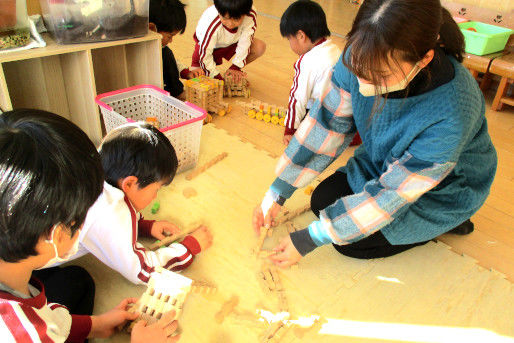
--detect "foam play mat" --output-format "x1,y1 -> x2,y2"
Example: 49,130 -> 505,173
75,125 -> 514,343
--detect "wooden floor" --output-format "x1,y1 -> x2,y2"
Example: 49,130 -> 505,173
171,0 -> 514,282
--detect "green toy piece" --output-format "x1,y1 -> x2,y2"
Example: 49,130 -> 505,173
151,201 -> 160,214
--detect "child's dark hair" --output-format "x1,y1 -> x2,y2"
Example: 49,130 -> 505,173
214,0 -> 253,19
149,0 -> 187,34
280,0 -> 331,42
100,122 -> 178,189
0,109 -> 104,263
343,0 -> 464,87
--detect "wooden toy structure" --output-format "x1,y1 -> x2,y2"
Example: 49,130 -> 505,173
223,73 -> 250,98
238,99 -> 287,126
129,267 -> 192,330
184,76 -> 231,116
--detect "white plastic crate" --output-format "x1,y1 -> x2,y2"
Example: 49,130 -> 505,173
95,85 -> 207,173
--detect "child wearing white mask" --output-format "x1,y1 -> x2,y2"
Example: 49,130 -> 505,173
253,0 -> 497,267
0,109 -> 180,343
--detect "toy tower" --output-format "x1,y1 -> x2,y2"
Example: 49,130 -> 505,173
184,76 -> 230,116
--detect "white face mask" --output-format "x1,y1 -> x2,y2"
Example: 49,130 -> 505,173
37,226 -> 80,270
358,62 -> 421,97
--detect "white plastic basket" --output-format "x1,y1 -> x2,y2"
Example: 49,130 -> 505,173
95,85 -> 207,173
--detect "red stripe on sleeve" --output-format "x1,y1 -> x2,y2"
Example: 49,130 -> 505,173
124,197 -> 155,282
20,306 -> 53,343
0,303 -> 33,342
287,55 -> 305,129
199,19 -> 222,74
163,251 -> 193,271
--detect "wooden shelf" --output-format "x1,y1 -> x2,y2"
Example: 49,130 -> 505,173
0,31 -> 163,145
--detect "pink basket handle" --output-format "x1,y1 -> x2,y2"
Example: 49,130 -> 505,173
95,85 -> 171,111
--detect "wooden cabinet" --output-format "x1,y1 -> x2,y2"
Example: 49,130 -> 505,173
0,31 -> 162,145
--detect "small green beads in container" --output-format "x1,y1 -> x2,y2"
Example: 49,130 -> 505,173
0,28 -> 31,50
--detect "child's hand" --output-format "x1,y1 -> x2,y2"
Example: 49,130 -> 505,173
283,135 -> 293,145
225,69 -> 247,82
89,298 -> 139,338
189,225 -> 213,251
131,311 -> 180,343
270,235 -> 302,268
187,69 -> 205,79
151,221 -> 181,240
252,202 -> 282,235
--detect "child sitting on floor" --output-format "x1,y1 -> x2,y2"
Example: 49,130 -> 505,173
280,0 -> 341,145
0,109 -> 179,342
192,0 -> 266,81
149,0 -> 204,99
53,122 -> 213,284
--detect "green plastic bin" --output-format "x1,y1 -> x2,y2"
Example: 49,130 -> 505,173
459,22 -> 513,56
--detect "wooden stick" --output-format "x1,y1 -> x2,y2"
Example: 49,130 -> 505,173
258,250 -> 277,259
215,295 -> 239,324
285,222 -> 296,233
149,225 -> 200,251
256,227 -> 269,252
273,204 -> 310,227
186,152 -> 228,181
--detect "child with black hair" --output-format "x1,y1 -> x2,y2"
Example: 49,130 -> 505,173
191,0 -> 266,81
280,0 -> 341,145
58,122 -> 212,285
149,0 -> 204,99
0,109 -> 180,342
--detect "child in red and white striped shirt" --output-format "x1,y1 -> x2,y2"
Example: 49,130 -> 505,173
280,1 -> 341,145
55,122 -> 213,285
0,109 -> 179,342
192,0 -> 266,81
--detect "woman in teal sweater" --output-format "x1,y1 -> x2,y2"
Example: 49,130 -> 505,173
253,0 -> 497,267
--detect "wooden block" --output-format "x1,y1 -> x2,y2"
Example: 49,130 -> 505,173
258,250 -> 277,259
183,187 -> 198,198
215,295 -> 239,324
149,225 -> 200,251
186,152 -> 228,181
286,222 -> 296,233
128,268 -> 192,331
274,204 -> 310,227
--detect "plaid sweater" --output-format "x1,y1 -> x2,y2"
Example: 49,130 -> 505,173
267,55 -> 497,255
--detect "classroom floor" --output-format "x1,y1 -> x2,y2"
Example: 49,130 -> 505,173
81,1 -> 514,342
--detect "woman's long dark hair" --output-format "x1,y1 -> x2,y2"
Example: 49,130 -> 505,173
343,0 -> 464,88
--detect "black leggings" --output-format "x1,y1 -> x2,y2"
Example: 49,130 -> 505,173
33,266 -> 96,316
310,171 -> 429,259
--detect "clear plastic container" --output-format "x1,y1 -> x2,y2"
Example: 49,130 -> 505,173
39,0 -> 149,44
0,0 -> 31,50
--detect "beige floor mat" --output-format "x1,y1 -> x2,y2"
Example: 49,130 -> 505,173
73,124 -> 513,343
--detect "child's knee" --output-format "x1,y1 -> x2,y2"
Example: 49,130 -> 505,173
253,39 -> 266,57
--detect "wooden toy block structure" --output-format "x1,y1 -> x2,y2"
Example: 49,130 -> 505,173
129,267 -> 192,330
184,76 -> 230,116
224,73 -> 250,98
238,99 -> 287,126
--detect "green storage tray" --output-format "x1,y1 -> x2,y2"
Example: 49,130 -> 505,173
459,21 -> 513,56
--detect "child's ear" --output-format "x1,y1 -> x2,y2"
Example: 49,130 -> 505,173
149,22 -> 157,32
418,49 -> 435,69
296,30 -> 306,42
119,176 -> 140,193
53,224 -> 72,244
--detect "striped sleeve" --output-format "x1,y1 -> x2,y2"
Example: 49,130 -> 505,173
80,197 -> 196,284
270,69 -> 355,200
197,16 -> 222,77
0,301 -> 81,342
303,152 -> 455,252
285,55 -> 312,134
231,9 -> 257,69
